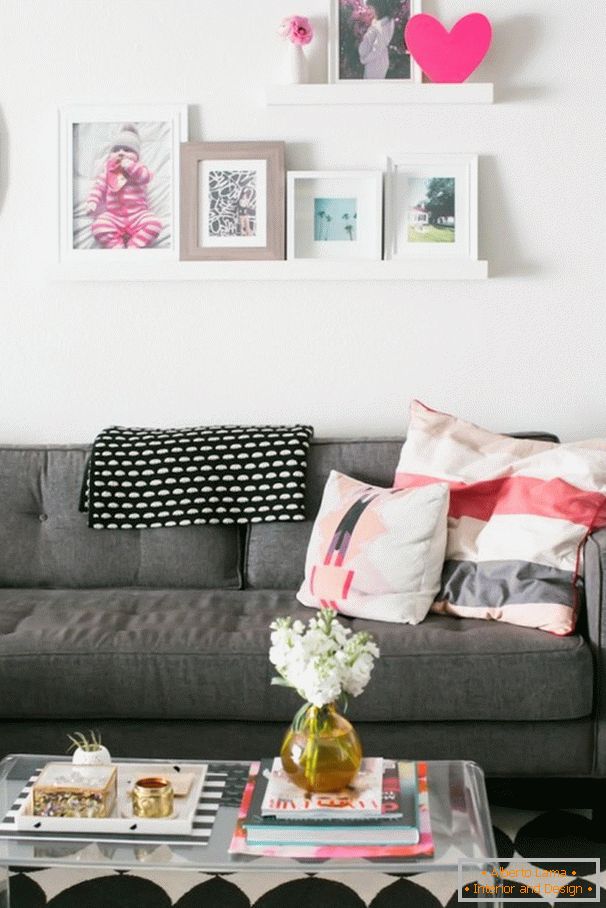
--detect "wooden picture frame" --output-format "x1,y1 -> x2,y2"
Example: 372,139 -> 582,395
180,142 -> 285,261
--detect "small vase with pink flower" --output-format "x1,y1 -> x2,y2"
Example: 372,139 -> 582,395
279,14 -> 314,84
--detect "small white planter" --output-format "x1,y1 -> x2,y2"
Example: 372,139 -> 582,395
71,745 -> 112,766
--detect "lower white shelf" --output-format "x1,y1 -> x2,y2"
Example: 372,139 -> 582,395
54,259 -> 489,282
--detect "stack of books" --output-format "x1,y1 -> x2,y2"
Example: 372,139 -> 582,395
229,757 -> 434,858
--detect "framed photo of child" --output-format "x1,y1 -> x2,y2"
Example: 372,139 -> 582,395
329,0 -> 422,83
59,104 -> 188,267
180,142 -> 285,261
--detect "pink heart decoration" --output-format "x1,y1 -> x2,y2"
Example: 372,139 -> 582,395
405,13 -> 492,83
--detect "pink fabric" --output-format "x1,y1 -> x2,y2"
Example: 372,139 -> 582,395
87,152 -> 162,249
297,470 -> 449,625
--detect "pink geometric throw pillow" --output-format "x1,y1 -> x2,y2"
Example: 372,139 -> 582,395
297,471 -> 449,624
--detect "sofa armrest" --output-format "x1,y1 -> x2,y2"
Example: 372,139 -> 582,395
583,529 -> 606,774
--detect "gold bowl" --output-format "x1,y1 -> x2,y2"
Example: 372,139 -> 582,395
131,777 -> 174,819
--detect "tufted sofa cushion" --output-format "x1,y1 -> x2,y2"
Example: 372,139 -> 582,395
0,447 -> 241,588
0,588 -> 591,723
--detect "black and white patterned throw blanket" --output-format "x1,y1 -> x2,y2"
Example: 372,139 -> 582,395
80,424 -> 313,529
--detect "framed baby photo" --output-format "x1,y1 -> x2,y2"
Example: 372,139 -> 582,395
329,0 -> 422,84
59,104 -> 188,266
180,142 -> 285,261
287,171 -> 383,261
385,154 -> 478,261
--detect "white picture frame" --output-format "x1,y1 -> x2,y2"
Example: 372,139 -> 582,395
385,154 -> 478,261
329,0 -> 422,85
287,171 -> 383,261
59,104 -> 188,267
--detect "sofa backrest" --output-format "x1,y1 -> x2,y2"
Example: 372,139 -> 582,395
0,434 -> 559,591
245,439 -> 401,590
245,431 -> 561,590
0,447 -> 241,589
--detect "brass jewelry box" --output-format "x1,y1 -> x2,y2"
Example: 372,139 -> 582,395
32,763 -> 117,819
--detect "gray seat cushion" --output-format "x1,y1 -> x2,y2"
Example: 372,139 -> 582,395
0,590 -> 591,723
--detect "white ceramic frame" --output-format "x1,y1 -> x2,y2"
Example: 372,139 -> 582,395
385,154 -> 478,261
329,0 -> 422,85
287,170 -> 383,261
59,104 -> 188,267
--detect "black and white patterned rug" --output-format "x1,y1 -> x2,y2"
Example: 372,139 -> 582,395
8,803 -> 606,906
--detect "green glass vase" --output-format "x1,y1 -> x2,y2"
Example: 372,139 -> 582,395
280,702 -> 362,793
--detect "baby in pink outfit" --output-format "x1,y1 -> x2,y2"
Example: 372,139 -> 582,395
86,124 -> 162,249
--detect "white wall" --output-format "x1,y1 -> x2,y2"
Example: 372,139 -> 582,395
0,0 -> 604,443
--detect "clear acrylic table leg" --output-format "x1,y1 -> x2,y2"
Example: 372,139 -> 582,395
0,867 -> 9,908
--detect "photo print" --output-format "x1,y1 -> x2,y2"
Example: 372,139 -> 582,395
199,158 -> 267,249
208,169 -> 258,239
332,0 -> 420,82
72,120 -> 173,251
314,198 -> 358,241
407,177 -> 455,243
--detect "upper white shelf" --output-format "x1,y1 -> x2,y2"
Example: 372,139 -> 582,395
265,82 -> 494,106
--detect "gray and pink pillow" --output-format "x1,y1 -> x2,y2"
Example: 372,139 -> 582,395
394,401 -> 606,635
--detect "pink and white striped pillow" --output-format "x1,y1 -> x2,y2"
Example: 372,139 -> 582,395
394,401 -> 606,635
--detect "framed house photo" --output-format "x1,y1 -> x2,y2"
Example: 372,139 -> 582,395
180,142 -> 285,261
287,171 -> 383,261
329,0 -> 421,84
385,154 -> 479,261
59,104 -> 188,266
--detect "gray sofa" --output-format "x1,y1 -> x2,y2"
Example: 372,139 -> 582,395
0,437 -> 602,783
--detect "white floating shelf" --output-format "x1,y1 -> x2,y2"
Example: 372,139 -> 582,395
265,82 -> 494,106
54,259 -> 488,282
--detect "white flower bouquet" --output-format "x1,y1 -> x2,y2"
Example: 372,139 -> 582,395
270,608 -> 380,790
269,607 -> 379,713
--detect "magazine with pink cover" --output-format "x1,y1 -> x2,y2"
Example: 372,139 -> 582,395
228,760 -> 434,859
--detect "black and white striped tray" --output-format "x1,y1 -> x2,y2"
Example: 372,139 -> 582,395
0,765 -> 227,845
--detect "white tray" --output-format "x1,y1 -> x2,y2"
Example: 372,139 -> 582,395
15,762 -> 207,836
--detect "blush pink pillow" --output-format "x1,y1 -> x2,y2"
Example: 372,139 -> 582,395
297,471 -> 449,624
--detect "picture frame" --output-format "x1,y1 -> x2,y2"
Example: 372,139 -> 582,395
59,104 -> 188,266
287,171 -> 383,261
385,154 -> 478,261
180,142 -> 285,261
329,0 -> 422,84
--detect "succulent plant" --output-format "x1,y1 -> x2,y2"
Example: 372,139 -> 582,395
66,730 -> 104,754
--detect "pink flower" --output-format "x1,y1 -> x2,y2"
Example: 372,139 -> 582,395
279,15 -> 314,45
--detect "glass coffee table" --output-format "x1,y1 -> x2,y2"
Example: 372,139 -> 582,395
0,755 -> 499,907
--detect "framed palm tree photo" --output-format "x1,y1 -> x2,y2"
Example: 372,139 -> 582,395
287,171 -> 383,261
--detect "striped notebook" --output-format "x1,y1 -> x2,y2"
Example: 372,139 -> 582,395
0,765 -> 227,844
